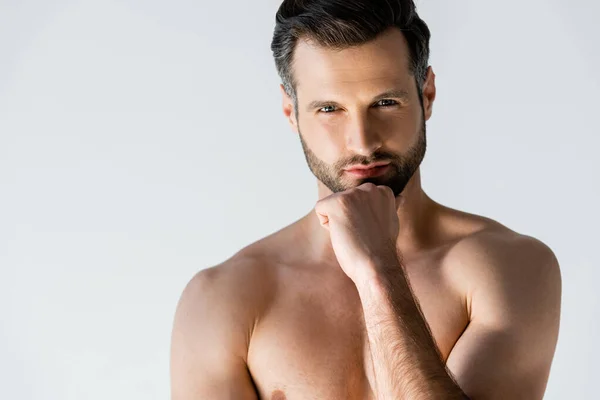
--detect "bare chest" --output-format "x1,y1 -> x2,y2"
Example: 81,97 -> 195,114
246,260 -> 468,400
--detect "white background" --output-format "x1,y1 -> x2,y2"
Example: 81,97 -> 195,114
1,0 -> 598,398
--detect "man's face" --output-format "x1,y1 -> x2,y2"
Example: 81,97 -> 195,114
283,27 -> 433,197
298,116 -> 426,197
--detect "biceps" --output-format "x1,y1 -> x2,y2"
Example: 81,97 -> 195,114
445,324 -> 553,400
170,351 -> 258,400
169,272 -> 259,400
170,314 -> 259,400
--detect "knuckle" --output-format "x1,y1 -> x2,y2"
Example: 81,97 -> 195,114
338,194 -> 353,208
380,185 -> 394,196
363,182 -> 376,189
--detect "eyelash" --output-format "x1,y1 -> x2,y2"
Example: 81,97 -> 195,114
319,99 -> 399,113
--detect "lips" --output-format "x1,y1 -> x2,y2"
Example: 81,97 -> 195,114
344,164 -> 391,178
344,161 -> 391,171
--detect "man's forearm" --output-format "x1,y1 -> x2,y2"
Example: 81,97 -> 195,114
356,254 -> 467,400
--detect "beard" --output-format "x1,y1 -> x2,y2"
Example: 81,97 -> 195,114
297,113 -> 427,198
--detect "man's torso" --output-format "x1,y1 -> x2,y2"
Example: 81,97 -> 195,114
222,205 -> 512,400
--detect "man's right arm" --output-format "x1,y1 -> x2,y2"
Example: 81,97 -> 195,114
170,264 -> 260,400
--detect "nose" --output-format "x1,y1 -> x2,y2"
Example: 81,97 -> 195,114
344,110 -> 383,156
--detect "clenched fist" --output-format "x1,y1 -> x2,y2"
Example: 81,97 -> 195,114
315,183 -> 404,284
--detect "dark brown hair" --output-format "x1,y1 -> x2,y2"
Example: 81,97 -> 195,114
271,0 -> 431,104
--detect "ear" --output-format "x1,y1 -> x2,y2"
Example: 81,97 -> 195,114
280,84 -> 299,134
421,66 -> 437,122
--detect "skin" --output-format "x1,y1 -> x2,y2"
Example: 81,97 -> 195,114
170,27 -> 562,399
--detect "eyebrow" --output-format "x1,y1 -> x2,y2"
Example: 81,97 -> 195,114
306,89 -> 410,112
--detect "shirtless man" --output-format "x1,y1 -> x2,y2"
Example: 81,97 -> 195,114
170,1 -> 562,399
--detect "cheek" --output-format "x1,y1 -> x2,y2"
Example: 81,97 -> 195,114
379,109 -> 421,136
319,138 -> 346,166
305,115 -> 345,135
302,118 -> 346,150
376,106 -> 416,124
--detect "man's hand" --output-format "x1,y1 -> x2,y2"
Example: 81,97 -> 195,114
314,182 -> 404,283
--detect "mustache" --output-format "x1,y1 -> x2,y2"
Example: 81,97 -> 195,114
338,154 -> 399,169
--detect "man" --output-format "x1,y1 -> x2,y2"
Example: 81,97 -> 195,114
170,1 -> 562,399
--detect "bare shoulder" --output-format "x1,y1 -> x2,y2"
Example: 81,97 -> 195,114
442,222 -> 562,326
173,250 -> 277,360
432,203 -> 560,283
170,252 -> 277,398
181,250 -> 276,336
177,221 -> 299,336
440,216 -> 562,398
446,223 -> 561,278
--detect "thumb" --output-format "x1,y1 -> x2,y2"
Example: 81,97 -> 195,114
315,198 -> 331,229
315,211 -> 330,230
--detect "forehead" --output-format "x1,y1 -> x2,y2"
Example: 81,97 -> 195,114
291,27 -> 413,99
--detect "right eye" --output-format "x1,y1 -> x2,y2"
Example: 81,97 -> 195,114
319,105 -> 338,113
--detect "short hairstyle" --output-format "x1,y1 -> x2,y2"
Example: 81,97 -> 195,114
271,0 -> 431,104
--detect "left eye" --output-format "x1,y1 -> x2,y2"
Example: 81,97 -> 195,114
376,99 -> 398,107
